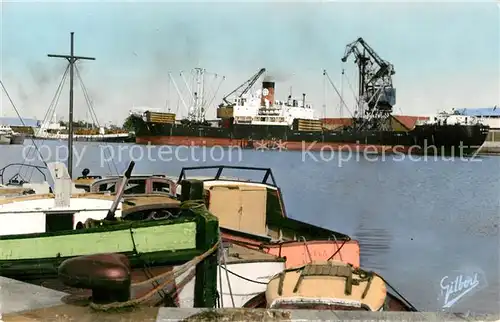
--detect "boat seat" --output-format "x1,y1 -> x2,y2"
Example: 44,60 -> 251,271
58,253 -> 131,304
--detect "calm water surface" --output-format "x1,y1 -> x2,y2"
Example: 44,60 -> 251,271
1,140 -> 499,313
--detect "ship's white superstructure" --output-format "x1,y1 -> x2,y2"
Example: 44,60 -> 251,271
35,116 -> 129,141
230,76 -> 316,127
416,109 -> 486,126
0,124 -> 16,136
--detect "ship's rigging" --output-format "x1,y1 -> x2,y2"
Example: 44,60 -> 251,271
41,33 -> 118,177
168,68 -> 225,124
341,37 -> 396,131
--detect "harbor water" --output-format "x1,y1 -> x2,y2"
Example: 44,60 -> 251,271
1,140 -> 499,314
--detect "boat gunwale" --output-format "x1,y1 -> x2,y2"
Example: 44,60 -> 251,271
225,257 -> 286,265
177,165 -> 279,188
0,216 -> 197,240
0,249 -> 203,277
0,192 -> 119,205
262,239 -> 359,247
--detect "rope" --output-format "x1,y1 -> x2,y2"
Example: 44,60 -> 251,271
0,81 -> 47,170
374,272 -> 418,312
204,75 -> 225,118
218,230 -> 235,308
90,241 -> 219,311
179,199 -> 206,210
138,259 -> 169,304
298,236 -> 313,263
327,237 -> 350,261
219,266 -> 267,285
329,233 -> 343,262
75,65 -> 119,176
89,199 -> 217,311
275,189 -> 287,218
23,64 -> 69,181
131,242 -> 218,288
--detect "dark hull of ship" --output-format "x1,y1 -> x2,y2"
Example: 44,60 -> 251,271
33,135 -> 136,143
72,135 -> 136,143
10,134 -> 25,145
134,122 -> 489,155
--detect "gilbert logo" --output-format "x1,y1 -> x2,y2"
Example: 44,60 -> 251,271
439,269 -> 487,308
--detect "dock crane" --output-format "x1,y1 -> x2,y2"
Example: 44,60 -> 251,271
341,37 -> 396,131
219,68 -> 266,108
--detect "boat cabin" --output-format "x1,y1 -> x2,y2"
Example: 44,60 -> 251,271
177,166 -> 350,242
0,193 -> 122,236
74,172 -> 177,197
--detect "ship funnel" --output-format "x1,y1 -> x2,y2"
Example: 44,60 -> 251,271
261,76 -> 275,107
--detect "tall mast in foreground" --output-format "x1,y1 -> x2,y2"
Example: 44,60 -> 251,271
48,32 -> 95,178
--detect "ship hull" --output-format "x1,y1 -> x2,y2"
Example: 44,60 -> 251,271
10,134 -> 25,145
33,134 -> 135,143
0,134 -> 25,145
134,122 -> 489,156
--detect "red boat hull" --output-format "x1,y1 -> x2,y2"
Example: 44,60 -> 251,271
136,136 -> 414,154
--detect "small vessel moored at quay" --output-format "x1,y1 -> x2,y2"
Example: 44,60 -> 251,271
0,124 -> 25,145
34,119 -> 135,143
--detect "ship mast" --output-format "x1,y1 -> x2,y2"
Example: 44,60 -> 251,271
48,32 -> 95,178
171,68 -> 224,123
188,68 -> 205,123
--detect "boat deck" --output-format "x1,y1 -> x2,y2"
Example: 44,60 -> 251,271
0,187 -> 33,197
225,243 -> 284,264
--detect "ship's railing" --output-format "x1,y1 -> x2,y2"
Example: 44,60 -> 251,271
177,165 -> 278,187
0,163 -> 48,185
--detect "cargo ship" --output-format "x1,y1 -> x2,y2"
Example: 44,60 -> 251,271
130,38 -> 489,155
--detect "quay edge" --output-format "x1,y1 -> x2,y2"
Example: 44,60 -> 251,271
1,274 -> 498,322
4,306 -> 500,321
164,308 -> 500,321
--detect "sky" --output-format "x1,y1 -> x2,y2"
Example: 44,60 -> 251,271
0,0 -> 498,125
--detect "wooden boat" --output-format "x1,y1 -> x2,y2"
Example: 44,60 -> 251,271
250,260 -> 417,312
0,163 -> 364,311
69,165 -> 360,268
0,165 -> 221,309
0,162 -> 123,235
177,165 -> 361,267
0,163 -> 287,310
5,163 -> 359,269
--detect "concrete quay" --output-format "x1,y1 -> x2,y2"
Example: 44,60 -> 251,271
2,276 -> 500,322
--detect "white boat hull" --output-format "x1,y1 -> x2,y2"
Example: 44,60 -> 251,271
174,260 -> 285,308
0,197 -> 122,236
